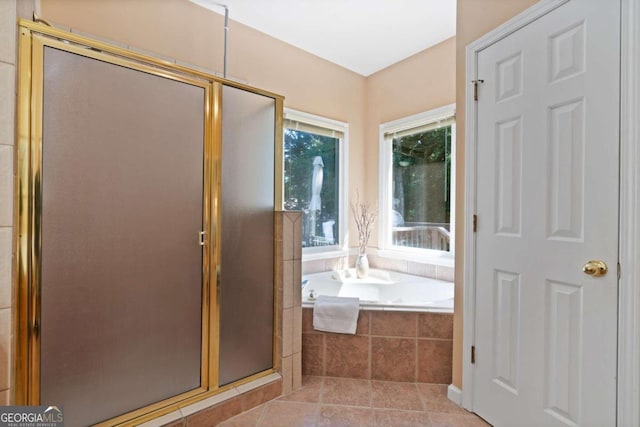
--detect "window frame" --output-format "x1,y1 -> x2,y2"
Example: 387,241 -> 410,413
378,103 -> 456,266
283,108 -> 349,259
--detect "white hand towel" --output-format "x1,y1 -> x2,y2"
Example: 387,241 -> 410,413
313,295 -> 360,334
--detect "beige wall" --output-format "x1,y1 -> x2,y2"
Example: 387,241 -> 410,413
452,0 -> 540,389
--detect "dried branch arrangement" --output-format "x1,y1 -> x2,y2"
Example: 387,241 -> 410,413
350,191 -> 377,254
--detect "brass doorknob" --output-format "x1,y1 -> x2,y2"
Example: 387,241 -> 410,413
583,260 -> 607,277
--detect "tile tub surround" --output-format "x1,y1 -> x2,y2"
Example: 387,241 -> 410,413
217,376 -> 489,427
302,309 -> 453,383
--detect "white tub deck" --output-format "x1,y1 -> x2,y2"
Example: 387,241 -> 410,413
302,269 -> 454,313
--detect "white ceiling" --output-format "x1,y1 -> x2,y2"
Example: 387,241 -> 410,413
190,0 -> 456,76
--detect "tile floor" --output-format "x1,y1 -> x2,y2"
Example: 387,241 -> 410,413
218,376 -> 491,426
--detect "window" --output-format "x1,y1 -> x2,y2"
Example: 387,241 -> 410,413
379,104 -> 455,261
283,109 -> 348,254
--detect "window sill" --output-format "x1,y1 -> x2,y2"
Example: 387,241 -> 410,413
302,248 -> 349,262
374,248 -> 454,268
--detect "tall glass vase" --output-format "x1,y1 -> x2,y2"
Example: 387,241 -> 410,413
355,251 -> 369,278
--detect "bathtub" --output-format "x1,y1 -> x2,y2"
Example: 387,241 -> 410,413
301,269 -> 454,313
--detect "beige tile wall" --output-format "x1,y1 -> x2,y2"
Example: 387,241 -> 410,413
302,309 -> 454,384
0,0 -> 17,406
276,211 -> 303,395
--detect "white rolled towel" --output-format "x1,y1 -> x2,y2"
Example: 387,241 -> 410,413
313,295 -> 360,334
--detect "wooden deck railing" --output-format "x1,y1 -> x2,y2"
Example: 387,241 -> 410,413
392,222 -> 450,251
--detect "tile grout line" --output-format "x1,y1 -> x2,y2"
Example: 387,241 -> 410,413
414,312 -> 419,382
418,336 -> 454,342
317,379 -> 324,424
253,402 -> 267,427
318,376 -> 325,405
367,312 -> 372,380
415,382 -> 427,413
321,333 -> 326,377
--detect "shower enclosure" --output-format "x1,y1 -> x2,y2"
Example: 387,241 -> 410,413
15,21 -> 283,426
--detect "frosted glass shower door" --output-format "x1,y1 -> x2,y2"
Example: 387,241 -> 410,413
219,85 -> 275,385
38,45 -> 208,426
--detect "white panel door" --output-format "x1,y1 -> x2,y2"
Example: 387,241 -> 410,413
473,0 -> 620,426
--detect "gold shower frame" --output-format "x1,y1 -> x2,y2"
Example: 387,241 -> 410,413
15,20 -> 284,426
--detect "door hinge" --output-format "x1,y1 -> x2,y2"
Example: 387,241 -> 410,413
471,345 -> 476,364
617,262 -> 621,280
198,231 -> 207,246
472,79 -> 485,101
473,215 -> 477,232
